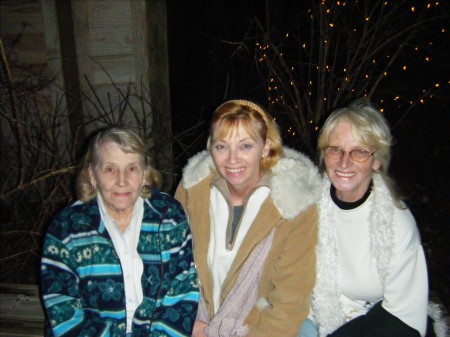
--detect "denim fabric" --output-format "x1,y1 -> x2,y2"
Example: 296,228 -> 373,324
299,318 -> 319,337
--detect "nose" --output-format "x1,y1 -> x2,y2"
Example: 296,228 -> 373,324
116,170 -> 128,186
227,148 -> 239,163
339,151 -> 352,168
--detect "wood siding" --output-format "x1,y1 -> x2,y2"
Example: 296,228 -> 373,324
1,0 -> 173,188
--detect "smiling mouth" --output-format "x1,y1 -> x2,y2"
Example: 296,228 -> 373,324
226,167 -> 245,173
336,171 -> 355,178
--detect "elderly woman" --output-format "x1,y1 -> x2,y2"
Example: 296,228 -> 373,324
175,99 -> 321,337
302,100 -> 429,337
41,127 -> 199,337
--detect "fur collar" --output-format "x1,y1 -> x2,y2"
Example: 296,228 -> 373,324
181,147 -> 321,220
312,173 -> 395,336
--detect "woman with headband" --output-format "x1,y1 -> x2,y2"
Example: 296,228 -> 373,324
175,99 -> 321,337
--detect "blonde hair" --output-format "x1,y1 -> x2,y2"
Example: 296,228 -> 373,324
207,99 -> 283,172
317,99 -> 404,205
76,127 -> 162,202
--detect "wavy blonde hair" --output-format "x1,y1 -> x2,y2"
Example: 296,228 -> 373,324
76,127 -> 162,202
207,100 -> 283,172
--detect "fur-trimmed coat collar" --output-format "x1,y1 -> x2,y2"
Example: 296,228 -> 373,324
181,147 -> 321,219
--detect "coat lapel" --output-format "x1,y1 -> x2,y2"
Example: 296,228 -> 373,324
221,198 -> 281,298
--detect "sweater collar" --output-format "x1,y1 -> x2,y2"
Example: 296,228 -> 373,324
330,181 -> 373,210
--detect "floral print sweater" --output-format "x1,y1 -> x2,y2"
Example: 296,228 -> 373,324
41,188 -> 199,337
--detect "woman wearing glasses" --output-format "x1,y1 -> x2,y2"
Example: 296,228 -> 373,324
303,99 -> 429,337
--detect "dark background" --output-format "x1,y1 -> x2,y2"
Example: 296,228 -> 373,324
167,0 -> 450,311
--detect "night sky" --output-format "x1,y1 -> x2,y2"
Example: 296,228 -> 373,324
167,0 -> 450,311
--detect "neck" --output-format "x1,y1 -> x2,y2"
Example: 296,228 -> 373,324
331,182 -> 372,210
229,188 -> 248,206
109,209 -> 133,233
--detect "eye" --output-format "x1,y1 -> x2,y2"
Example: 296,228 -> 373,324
241,143 -> 253,150
127,165 -> 140,173
104,166 -> 117,174
214,144 -> 227,151
355,149 -> 369,156
327,146 -> 342,154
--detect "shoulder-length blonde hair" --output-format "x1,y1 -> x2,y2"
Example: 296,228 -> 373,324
317,99 -> 404,205
207,99 -> 283,172
76,127 -> 162,202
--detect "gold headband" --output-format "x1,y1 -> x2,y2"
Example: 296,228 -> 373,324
218,99 -> 270,126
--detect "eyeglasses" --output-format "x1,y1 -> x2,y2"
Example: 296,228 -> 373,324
324,146 -> 376,163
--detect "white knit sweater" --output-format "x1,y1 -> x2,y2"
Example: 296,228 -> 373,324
311,174 -> 429,336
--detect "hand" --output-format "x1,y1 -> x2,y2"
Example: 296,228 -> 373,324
191,319 -> 208,337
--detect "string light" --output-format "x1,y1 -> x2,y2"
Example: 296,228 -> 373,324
256,2 -> 447,140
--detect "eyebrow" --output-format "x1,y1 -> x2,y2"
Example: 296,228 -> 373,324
99,161 -> 141,166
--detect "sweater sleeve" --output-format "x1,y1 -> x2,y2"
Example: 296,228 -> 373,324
246,205 -> 318,337
381,208 -> 428,336
147,195 -> 200,337
41,207 -> 121,337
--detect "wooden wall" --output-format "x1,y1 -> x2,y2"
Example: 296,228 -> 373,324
0,0 -> 174,188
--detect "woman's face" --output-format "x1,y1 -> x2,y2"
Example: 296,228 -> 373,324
89,141 -> 145,219
324,121 -> 380,202
211,123 -> 270,199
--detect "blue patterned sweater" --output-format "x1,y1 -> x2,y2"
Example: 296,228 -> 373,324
41,189 -> 199,337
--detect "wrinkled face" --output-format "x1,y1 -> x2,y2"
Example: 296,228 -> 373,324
211,123 -> 270,198
324,121 -> 380,202
89,141 -> 145,219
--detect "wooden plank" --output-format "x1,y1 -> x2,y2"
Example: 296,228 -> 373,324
0,283 -> 44,337
89,26 -> 133,56
71,0 -> 94,125
1,32 -> 47,65
0,2 -> 43,35
87,1 -> 133,56
41,0 -> 69,146
0,1 -> 47,67
145,0 -> 173,190
89,54 -> 135,84
131,0 -> 149,92
41,0 -> 64,79
87,0 -> 131,27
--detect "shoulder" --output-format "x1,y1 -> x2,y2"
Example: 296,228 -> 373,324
270,147 -> 322,219
392,206 -> 421,248
145,188 -> 187,224
180,151 -> 215,189
371,175 -> 422,247
47,199 -> 100,238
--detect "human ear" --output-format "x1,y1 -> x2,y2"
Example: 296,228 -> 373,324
372,160 -> 381,171
262,139 -> 271,158
88,166 -> 96,186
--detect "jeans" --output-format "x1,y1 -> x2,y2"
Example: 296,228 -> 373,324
299,318 -> 319,337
